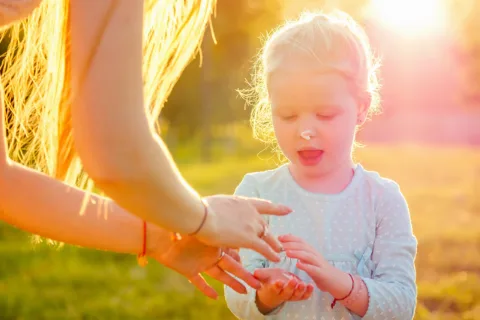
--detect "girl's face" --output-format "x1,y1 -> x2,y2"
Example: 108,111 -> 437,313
268,60 -> 366,180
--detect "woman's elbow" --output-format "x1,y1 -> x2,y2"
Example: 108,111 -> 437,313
79,147 -> 143,188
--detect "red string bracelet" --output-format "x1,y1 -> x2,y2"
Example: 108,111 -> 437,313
331,273 -> 354,308
137,220 -> 148,267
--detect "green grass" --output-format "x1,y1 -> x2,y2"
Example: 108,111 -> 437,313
1,144 -> 479,319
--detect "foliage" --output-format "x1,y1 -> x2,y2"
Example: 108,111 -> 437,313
161,0 -> 283,141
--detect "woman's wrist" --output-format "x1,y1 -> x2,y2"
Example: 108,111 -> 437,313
145,222 -> 170,257
192,197 -> 217,242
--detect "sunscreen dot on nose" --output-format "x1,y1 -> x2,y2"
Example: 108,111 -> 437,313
300,131 -> 312,140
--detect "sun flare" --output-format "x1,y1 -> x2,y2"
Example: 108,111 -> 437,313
369,0 -> 446,35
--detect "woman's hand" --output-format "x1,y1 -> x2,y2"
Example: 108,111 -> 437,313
196,195 -> 292,262
0,0 -> 43,27
149,234 -> 262,299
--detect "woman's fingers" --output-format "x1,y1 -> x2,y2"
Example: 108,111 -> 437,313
217,254 -> 261,289
246,218 -> 282,262
189,274 -> 218,300
261,226 -> 284,254
245,197 -> 292,216
225,248 -> 241,263
205,266 -> 247,295
250,236 -> 280,263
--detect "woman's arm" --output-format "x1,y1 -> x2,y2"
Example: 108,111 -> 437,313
69,0 -> 206,235
0,160 -> 262,299
0,160 -> 167,256
68,1 -> 290,260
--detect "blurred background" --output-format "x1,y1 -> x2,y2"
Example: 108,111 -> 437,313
1,0 -> 480,319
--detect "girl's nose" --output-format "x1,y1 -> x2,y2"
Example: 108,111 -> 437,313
297,115 -> 317,140
300,129 -> 315,140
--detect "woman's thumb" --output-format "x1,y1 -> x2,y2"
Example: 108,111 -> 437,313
253,268 -> 271,281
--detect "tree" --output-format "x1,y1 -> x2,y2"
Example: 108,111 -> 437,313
162,0 -> 283,159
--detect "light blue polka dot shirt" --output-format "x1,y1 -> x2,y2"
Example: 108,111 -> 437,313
224,163 -> 417,320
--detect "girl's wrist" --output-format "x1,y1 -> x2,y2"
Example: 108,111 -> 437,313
323,266 -> 353,299
255,290 -> 284,315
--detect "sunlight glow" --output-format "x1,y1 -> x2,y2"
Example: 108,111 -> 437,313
369,0 -> 446,35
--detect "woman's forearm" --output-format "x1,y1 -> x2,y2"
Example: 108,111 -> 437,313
0,160 -> 169,255
68,0 -> 206,234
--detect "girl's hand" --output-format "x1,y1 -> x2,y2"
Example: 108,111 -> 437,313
196,195 -> 292,262
253,268 -> 314,314
279,234 -> 333,291
149,234 -> 261,300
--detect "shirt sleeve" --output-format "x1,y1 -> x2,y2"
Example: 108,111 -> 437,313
361,181 -> 418,320
223,174 -> 275,320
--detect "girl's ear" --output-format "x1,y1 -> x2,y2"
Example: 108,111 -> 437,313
357,95 -> 371,126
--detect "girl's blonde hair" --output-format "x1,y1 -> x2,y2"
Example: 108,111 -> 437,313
240,10 -> 382,154
1,0 -> 216,192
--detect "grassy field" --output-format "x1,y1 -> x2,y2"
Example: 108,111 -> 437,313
1,144 -> 479,319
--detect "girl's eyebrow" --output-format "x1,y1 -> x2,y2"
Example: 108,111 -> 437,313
314,104 -> 342,111
272,104 -> 296,112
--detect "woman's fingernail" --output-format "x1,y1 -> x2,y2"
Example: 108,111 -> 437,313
280,205 -> 292,212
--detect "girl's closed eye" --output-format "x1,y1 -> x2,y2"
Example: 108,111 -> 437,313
274,111 -> 297,121
282,114 -> 298,121
316,113 -> 336,120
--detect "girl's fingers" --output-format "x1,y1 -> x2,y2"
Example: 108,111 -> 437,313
278,234 -> 306,243
272,280 -> 285,295
282,242 -> 318,256
286,250 -> 320,267
279,234 -> 317,255
302,284 -> 315,300
281,242 -> 307,251
296,261 -> 322,276
289,282 -> 306,301
278,278 -> 297,300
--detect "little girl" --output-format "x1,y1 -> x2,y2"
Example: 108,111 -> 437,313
224,10 -> 417,320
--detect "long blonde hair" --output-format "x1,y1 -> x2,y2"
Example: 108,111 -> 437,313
1,0 -> 216,192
